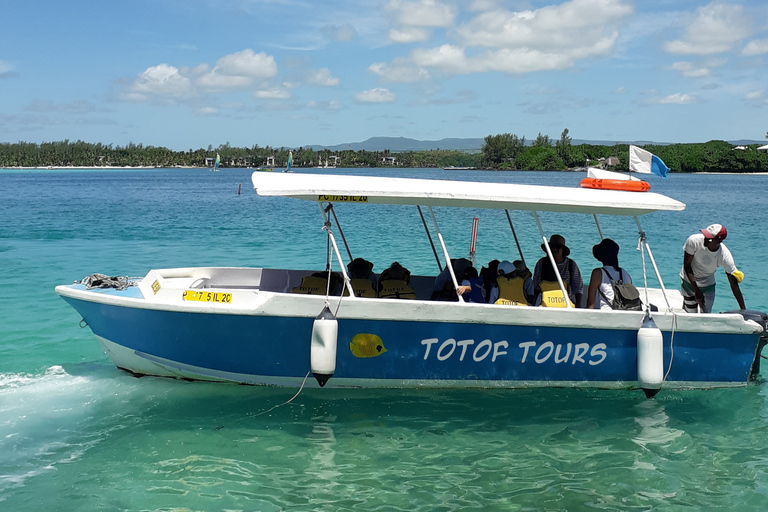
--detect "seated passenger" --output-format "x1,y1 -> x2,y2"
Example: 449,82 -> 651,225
586,238 -> 637,310
533,234 -> 583,307
343,257 -> 377,298
431,258 -> 481,301
378,261 -> 416,299
490,260 -> 534,305
479,260 -> 500,303
459,266 -> 486,303
292,270 -> 342,295
535,259 -> 575,308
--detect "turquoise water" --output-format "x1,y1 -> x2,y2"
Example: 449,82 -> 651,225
2,167 -> 768,510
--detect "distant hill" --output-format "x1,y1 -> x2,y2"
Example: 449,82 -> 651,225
307,136 -> 485,152
307,136 -> 767,152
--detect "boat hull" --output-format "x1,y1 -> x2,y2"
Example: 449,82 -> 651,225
58,283 -> 764,389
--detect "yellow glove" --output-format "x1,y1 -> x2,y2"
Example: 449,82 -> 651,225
731,269 -> 744,283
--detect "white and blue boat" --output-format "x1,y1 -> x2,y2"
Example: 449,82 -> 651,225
55,172 -> 768,396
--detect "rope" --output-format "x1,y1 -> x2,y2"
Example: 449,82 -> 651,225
637,231 -> 650,313
664,312 -> 677,382
248,371 -> 312,419
80,273 -> 140,290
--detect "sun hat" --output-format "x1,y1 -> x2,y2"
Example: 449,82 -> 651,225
592,238 -> 620,267
541,234 -> 570,257
701,224 -> 727,241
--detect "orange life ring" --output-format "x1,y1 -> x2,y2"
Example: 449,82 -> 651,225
580,178 -> 650,192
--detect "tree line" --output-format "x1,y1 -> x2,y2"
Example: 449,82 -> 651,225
480,129 -> 768,173
1,133 -> 767,173
0,140 -> 479,169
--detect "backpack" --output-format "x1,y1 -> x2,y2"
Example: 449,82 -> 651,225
598,267 -> 642,311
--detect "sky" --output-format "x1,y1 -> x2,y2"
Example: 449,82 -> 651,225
1,0 -> 767,150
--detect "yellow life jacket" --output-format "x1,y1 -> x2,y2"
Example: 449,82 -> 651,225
378,279 -> 416,299
495,275 -> 530,305
342,278 -> 377,298
291,275 -> 330,295
539,280 -> 574,308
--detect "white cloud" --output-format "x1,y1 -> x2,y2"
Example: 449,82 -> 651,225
659,93 -> 697,104
411,45 -> 471,74
663,1 -> 753,55
670,59 -> 726,78
355,88 -> 396,103
370,58 -> 431,82
215,49 -> 278,78
456,0 -> 631,48
129,64 -> 194,101
743,39 -> 768,56
375,0 -> 632,77
308,68 -> 340,87
386,0 -> 456,27
254,88 -> 290,99
122,49 -> 281,103
744,90 -> 768,107
389,26 -> 432,43
385,0 -> 457,43
197,49 -> 278,91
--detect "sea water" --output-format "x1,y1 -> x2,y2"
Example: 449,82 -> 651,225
1,167 -> 768,511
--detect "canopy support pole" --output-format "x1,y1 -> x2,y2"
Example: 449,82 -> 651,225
634,216 -> 671,310
318,202 -> 355,298
427,206 -> 465,303
532,211 -> 572,308
504,209 -> 526,268
327,203 -> 353,263
593,214 -> 604,240
418,205 -> 443,273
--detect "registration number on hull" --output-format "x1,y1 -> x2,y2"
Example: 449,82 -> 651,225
182,290 -> 232,303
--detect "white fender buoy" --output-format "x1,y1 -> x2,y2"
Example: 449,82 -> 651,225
310,304 -> 338,387
637,314 -> 664,398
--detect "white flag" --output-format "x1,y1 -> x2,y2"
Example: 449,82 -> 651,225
629,145 -> 669,178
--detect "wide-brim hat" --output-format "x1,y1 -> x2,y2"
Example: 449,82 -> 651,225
541,234 -> 570,257
701,224 -> 727,241
592,238 -> 620,265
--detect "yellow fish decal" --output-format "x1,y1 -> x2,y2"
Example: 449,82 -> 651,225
349,333 -> 387,358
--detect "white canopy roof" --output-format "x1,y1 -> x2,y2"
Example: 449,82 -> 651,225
252,172 -> 685,216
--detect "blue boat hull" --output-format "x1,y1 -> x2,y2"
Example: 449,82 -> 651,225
61,295 -> 762,388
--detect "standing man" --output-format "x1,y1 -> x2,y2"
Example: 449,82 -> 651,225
680,224 -> 745,313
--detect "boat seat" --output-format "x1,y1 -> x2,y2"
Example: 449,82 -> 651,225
291,272 -> 341,295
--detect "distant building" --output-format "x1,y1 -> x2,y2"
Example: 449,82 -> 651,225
598,156 -> 620,169
382,156 -> 397,165
758,144 -> 768,153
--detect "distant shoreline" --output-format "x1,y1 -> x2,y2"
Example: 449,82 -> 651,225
4,166 -> 768,176
3,165 -> 200,170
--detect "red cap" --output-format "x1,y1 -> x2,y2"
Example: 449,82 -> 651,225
701,224 -> 727,241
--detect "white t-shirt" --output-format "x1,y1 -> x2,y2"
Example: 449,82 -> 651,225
679,233 -> 736,287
